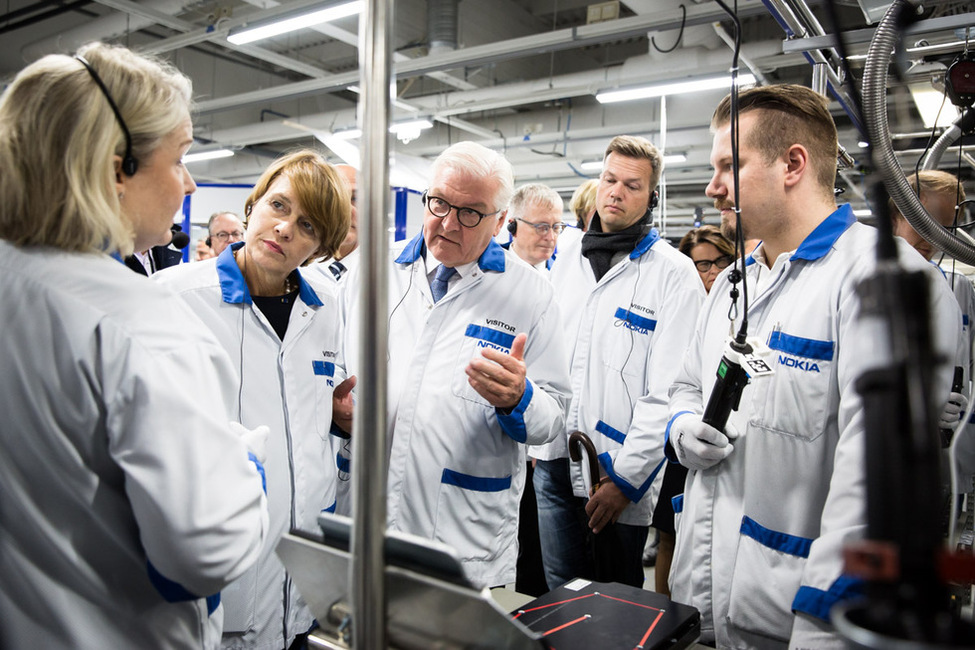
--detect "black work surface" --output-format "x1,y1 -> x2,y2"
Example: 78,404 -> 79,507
512,580 -> 700,650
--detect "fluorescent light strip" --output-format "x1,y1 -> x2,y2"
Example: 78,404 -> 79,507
580,153 -> 686,170
910,85 -> 960,129
228,1 -> 362,45
183,149 -> 234,163
596,74 -> 757,104
324,119 -> 434,141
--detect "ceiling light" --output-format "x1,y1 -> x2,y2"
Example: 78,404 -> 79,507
596,74 -> 757,104
227,0 -> 362,45
326,120 -> 433,143
580,153 -> 686,171
183,149 -> 234,163
909,84 -> 960,128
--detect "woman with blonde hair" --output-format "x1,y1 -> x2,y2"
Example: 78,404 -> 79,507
0,42 -> 268,649
155,148 -> 353,650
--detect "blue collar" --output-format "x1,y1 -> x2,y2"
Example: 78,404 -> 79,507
217,241 -> 323,306
629,227 -> 661,260
790,204 -> 856,262
930,259 -> 947,279
395,232 -> 507,273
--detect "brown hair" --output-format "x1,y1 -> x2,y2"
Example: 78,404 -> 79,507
604,135 -> 664,193
678,225 -> 735,258
244,149 -> 351,264
712,84 -> 838,197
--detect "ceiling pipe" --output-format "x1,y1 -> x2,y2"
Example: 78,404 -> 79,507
21,0 -> 194,61
193,2 -> 769,114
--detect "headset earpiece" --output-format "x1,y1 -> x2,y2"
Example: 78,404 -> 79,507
507,219 -> 517,235
75,55 -> 139,177
121,153 -> 138,177
649,190 -> 659,212
205,237 -> 212,248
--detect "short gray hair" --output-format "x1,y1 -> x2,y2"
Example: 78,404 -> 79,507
509,183 -> 564,219
429,141 -> 514,214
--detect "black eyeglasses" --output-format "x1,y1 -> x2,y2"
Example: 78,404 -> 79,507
693,255 -> 733,272
423,191 -> 502,228
516,218 -> 567,235
211,230 -> 245,242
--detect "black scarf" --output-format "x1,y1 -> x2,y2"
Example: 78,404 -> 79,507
581,210 -> 651,281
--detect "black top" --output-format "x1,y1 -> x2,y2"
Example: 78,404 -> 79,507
252,289 -> 299,340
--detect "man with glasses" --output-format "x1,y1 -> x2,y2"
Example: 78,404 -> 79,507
532,135 -> 704,590
206,210 -> 245,257
344,141 -> 570,589
504,183 -> 566,271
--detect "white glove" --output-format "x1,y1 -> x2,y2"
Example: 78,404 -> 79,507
671,415 -> 735,471
939,391 -> 969,429
228,421 -> 269,465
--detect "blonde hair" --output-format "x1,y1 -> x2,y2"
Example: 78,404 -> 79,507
888,169 -> 966,222
244,149 -> 351,264
0,42 -> 192,257
569,179 -> 599,229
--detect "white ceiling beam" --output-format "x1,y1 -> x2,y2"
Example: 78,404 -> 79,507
195,2 -> 768,114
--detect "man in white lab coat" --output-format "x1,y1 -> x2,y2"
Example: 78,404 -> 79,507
666,84 -> 961,649
347,141 -> 571,589
533,135 -> 704,590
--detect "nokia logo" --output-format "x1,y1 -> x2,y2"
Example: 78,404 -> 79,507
778,355 -> 821,373
617,319 -> 650,335
477,340 -> 510,352
485,319 -> 516,332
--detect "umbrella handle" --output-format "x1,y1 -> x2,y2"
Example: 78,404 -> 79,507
568,431 -> 600,494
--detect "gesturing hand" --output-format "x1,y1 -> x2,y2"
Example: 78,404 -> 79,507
466,332 -> 527,410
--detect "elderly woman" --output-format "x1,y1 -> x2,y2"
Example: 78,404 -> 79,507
155,149 -> 352,650
0,43 -> 268,648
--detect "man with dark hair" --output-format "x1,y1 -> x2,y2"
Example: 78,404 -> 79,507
533,135 -> 704,589
667,84 -> 961,647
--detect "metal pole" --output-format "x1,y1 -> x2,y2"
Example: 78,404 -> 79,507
351,0 -> 392,647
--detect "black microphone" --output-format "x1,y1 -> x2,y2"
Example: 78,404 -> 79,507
169,224 -> 190,250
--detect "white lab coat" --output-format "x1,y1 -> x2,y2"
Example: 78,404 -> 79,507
345,234 -> 570,588
541,228 -> 704,525
667,205 -> 961,649
0,242 -> 268,650
155,243 -> 349,650
941,268 -> 975,490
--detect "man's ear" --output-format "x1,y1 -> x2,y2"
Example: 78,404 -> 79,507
492,210 -> 507,236
783,144 -> 809,188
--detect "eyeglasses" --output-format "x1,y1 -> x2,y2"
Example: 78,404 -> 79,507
211,230 -> 245,242
693,255 -> 733,273
516,218 -> 567,235
422,191 -> 502,228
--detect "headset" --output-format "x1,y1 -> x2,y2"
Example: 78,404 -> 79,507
205,235 -> 212,248
648,189 -> 659,212
507,219 -> 518,235
74,55 -> 138,177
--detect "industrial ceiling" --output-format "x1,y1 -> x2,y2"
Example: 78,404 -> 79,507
2,0 -> 974,233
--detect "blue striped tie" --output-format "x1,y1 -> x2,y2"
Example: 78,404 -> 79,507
431,264 -> 456,303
